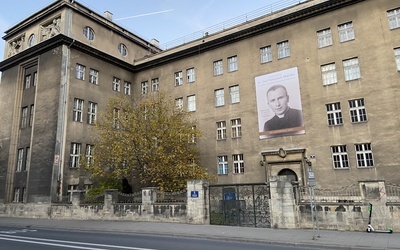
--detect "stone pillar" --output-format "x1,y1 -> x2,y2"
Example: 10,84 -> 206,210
359,180 -> 392,229
141,187 -> 157,214
104,189 -> 118,213
269,176 -> 297,229
186,180 -> 209,224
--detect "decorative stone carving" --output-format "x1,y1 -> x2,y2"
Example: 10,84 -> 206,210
41,18 -> 61,41
8,36 -> 25,57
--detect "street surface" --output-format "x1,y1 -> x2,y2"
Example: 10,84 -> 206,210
0,226 -> 317,250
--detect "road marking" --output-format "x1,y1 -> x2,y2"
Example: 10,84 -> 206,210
0,234 -> 157,250
0,229 -> 37,234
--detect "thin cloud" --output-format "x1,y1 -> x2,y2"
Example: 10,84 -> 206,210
115,9 -> 174,21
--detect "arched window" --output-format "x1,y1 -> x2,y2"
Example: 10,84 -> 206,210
83,26 -> 95,41
28,34 -> 35,47
118,43 -> 128,56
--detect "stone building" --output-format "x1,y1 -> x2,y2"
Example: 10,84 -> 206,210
1,0 -> 400,204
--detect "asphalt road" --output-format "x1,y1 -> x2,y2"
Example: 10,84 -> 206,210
0,226 -> 319,250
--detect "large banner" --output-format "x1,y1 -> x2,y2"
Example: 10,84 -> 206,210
255,67 -> 305,139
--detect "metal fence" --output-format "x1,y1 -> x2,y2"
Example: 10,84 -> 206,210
298,184 -> 362,203
160,0 -> 308,50
156,189 -> 187,203
386,183 -> 400,203
116,191 -> 142,203
83,193 -> 105,204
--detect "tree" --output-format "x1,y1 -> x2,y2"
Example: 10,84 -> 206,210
85,93 -> 210,192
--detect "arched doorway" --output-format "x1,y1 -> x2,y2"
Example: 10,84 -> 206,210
277,168 -> 298,183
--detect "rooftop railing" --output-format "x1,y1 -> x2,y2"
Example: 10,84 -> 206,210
160,0 -> 308,50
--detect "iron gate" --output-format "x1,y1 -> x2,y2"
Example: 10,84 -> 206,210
209,183 -> 271,228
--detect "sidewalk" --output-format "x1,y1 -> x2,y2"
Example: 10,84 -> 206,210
0,217 -> 398,250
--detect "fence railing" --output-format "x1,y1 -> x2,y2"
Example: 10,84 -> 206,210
82,193 -> 105,204
116,191 -> 142,203
298,184 -> 362,203
160,0 -> 308,50
386,183 -> 400,203
156,189 -> 187,203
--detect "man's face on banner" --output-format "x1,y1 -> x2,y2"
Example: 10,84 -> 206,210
267,87 -> 289,116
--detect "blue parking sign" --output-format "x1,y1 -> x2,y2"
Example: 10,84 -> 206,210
190,191 -> 199,198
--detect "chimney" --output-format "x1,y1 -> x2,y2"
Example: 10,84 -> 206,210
104,11 -> 113,21
150,38 -> 159,48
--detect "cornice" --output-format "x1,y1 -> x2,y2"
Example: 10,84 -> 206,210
3,0 -> 160,54
133,0 -> 365,71
0,34 -> 135,72
3,1 -> 66,40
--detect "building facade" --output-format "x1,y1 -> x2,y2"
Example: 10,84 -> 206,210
1,0 -> 400,204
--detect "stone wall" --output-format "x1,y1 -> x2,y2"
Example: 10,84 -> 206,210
294,180 -> 400,231
0,182 -> 207,225
0,179 -> 399,232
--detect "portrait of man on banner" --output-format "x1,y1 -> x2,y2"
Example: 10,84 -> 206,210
255,67 -> 305,139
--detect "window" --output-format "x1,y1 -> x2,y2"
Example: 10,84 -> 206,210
76,64 -> 85,80
321,63 -> 337,86
67,185 -> 79,202
151,78 -> 159,92
118,43 -> 127,56
355,143 -> 374,168
388,8 -> 400,30
16,148 -> 23,172
113,108 -> 120,129
277,40 -> 290,59
317,28 -> 333,48
25,74 -> 31,89
85,144 -> 94,165
13,188 -> 20,203
175,71 -> 183,86
28,34 -> 35,47
218,156 -> 228,175
215,89 -> 225,107
21,187 -> 26,203
188,126 -> 197,144
231,118 -> 242,138
73,98 -> 83,122
331,145 -> 349,169
348,99 -> 367,123
113,77 -> 120,92
394,48 -> 400,71
343,58 -> 360,81
83,26 -> 95,40
187,68 -> 195,83
260,45 -> 272,63
89,69 -> 98,85
33,72 -> 37,87
29,104 -> 34,127
338,22 -> 355,42
228,56 -> 238,72
124,81 -> 131,95
187,95 -> 196,112
214,60 -> 223,76
229,85 -> 240,104
21,107 -> 28,128
87,102 -> 97,125
25,147 -> 30,171
141,81 -> 148,94
175,97 -> 183,110
216,121 -> 227,140
326,102 -> 343,126
70,143 -> 81,168
233,154 -> 244,174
